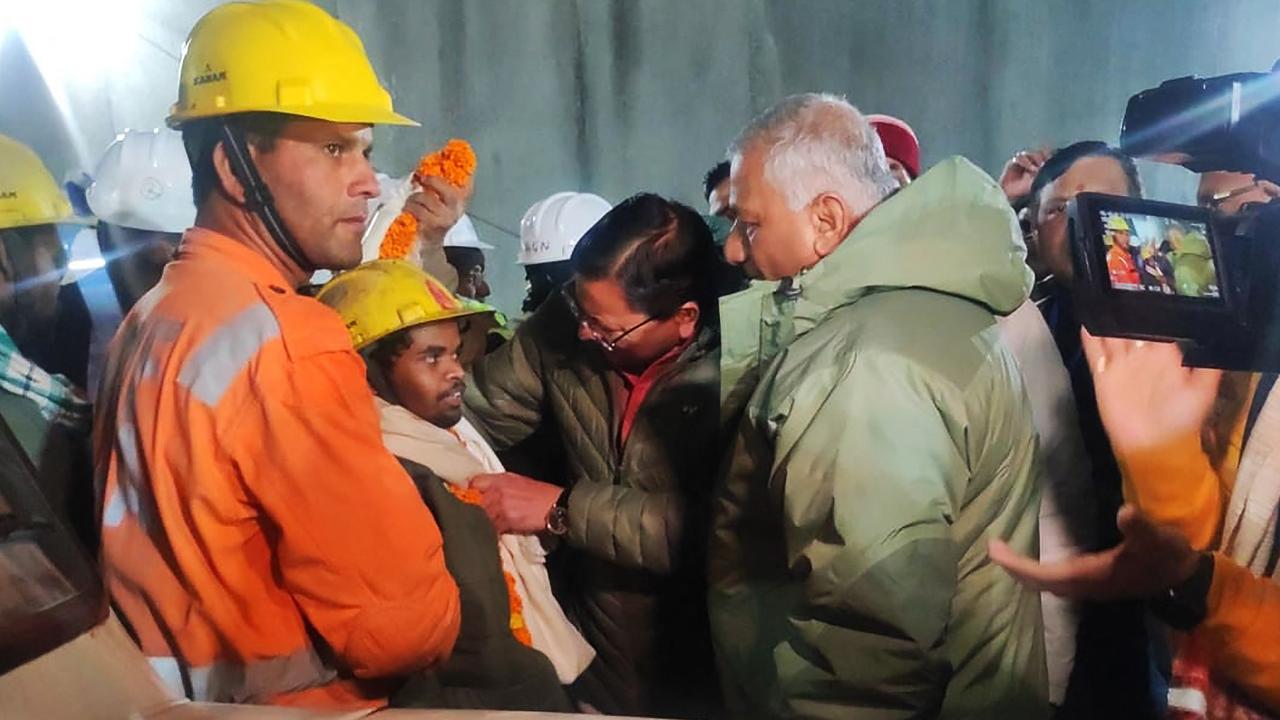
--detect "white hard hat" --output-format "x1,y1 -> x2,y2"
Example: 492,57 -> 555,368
87,128 -> 195,234
443,214 -> 494,250
518,192 -> 611,266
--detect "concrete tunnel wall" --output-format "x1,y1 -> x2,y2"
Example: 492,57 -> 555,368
3,0 -> 1280,316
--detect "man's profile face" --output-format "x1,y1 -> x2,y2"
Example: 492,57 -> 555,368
724,145 -> 817,280
251,119 -> 380,272
569,275 -> 693,374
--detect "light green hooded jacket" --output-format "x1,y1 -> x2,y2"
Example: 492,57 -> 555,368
709,157 -> 1048,719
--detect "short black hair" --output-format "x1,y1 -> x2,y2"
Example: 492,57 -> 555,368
1027,141 -> 1144,217
572,192 -> 736,326
365,326 -> 414,375
702,160 -> 730,201
181,112 -> 292,208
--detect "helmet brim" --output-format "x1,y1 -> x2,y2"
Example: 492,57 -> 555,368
0,215 -> 95,232
168,103 -> 419,129
351,305 -> 496,352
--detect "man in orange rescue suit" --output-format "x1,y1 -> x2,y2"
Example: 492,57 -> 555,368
95,0 -> 460,710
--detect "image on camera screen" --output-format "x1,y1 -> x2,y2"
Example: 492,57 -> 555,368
1098,211 -> 1219,299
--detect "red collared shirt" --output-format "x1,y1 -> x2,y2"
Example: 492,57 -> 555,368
613,339 -> 692,446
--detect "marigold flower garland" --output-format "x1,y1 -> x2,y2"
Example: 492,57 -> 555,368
443,482 -> 534,647
378,139 -> 477,260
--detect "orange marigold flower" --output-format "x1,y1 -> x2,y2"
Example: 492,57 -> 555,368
379,212 -> 418,260
378,138 -> 477,259
444,483 -> 484,506
505,572 -> 534,647
445,481 -> 533,647
416,138 -> 477,188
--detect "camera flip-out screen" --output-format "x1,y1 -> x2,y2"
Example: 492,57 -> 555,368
1069,193 -> 1236,345
1095,209 -> 1220,299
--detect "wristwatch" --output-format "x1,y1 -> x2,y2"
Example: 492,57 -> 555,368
545,489 -> 570,536
1151,552 -> 1215,631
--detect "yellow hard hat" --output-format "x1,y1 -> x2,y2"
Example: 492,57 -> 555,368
316,259 -> 494,351
0,134 -> 77,231
1106,215 -> 1131,232
167,0 -> 417,128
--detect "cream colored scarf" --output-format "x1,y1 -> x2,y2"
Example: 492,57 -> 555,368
376,398 -> 595,683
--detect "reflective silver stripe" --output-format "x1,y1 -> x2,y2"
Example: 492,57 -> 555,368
107,420 -> 154,533
116,420 -> 142,494
146,646 -> 338,704
101,488 -> 126,528
177,302 -> 280,406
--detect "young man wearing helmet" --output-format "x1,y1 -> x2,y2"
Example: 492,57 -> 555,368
95,1 -> 460,710
517,191 -> 611,314
0,134 -> 94,389
87,128 -> 196,315
488,192 -> 611,487
0,133 -> 94,549
317,260 -> 593,711
443,214 -> 494,302
72,128 -> 197,397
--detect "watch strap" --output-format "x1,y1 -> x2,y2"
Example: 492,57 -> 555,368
1151,552 -> 1215,631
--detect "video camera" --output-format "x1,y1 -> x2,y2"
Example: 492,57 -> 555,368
1068,69 -> 1280,370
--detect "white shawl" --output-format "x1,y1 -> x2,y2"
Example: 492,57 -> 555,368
377,398 -> 595,683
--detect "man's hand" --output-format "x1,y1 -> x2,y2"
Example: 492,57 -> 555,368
998,148 -> 1050,201
989,505 -> 1200,600
470,472 -> 564,535
1082,331 -> 1222,454
404,175 -> 473,247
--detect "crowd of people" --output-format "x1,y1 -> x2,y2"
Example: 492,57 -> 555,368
3,1 -> 1280,719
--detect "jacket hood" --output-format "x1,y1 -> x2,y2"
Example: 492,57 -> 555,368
794,155 -> 1032,320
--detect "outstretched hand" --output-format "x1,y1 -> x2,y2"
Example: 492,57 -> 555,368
989,504 -> 1200,600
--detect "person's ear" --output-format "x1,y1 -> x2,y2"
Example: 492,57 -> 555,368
211,140 -> 248,204
674,301 -> 700,341
811,192 -> 853,258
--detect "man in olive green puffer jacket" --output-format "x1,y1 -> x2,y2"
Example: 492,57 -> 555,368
710,94 -> 1048,719
463,193 -> 741,718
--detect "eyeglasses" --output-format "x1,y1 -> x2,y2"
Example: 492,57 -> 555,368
560,281 -> 655,352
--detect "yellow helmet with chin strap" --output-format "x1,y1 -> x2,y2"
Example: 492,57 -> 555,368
167,0 -> 416,128
0,134 -> 79,231
167,0 -> 417,273
316,260 -> 495,351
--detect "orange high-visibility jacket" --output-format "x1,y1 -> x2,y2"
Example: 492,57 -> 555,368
95,228 -> 460,709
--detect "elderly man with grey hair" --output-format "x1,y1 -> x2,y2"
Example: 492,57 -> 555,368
709,93 -> 1048,719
